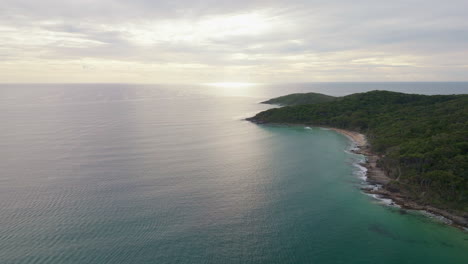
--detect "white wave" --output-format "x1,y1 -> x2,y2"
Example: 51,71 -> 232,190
353,162 -> 368,181
344,140 -> 361,153
366,193 -> 401,208
349,144 -> 359,152
346,137 -> 401,209
304,126 -> 312,130
420,211 -> 453,225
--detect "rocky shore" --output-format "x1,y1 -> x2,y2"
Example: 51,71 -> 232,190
330,128 -> 468,230
246,120 -> 468,230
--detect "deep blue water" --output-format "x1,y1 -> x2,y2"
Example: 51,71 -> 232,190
0,83 -> 467,263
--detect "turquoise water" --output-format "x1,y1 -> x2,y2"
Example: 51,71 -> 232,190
0,83 -> 467,263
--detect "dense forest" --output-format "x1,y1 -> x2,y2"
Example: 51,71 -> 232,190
261,92 -> 338,106
248,91 -> 468,211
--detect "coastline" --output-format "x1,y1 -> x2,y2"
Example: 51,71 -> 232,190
329,127 -> 468,230
246,118 -> 468,230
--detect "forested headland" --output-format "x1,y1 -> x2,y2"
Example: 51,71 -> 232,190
248,91 -> 468,212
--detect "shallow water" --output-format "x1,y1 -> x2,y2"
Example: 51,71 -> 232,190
0,83 -> 467,263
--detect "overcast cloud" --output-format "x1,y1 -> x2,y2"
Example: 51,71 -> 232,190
1,0 -> 467,83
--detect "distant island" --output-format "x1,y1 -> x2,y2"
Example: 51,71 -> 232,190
248,90 -> 468,228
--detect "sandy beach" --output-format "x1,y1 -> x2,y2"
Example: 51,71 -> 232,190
330,127 -> 468,229
328,128 -> 367,148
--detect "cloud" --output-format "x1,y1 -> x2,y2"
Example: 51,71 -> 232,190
0,0 -> 467,82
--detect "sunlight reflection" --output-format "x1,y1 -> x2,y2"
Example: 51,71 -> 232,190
204,82 -> 260,88
202,82 -> 263,97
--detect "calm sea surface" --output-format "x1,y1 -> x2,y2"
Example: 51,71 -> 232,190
1,83 -> 467,263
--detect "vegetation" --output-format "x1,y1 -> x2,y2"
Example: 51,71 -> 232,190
261,92 -> 338,106
249,90 -> 468,211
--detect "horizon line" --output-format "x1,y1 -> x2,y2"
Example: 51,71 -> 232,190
1,81 -> 468,85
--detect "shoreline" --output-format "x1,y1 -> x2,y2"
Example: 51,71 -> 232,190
329,127 -> 468,230
246,119 -> 468,230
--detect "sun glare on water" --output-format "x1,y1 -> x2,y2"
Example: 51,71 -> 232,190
205,82 -> 260,88
203,82 -> 263,97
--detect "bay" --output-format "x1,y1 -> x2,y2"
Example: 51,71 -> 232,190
0,83 -> 467,263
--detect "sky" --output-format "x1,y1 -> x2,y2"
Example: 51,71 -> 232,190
1,0 -> 467,83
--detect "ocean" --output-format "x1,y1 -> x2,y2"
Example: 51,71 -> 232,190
1,83 -> 467,263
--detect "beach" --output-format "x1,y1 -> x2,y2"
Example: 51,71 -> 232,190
330,128 -> 468,230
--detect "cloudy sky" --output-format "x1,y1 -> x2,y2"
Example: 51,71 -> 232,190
1,0 -> 467,83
